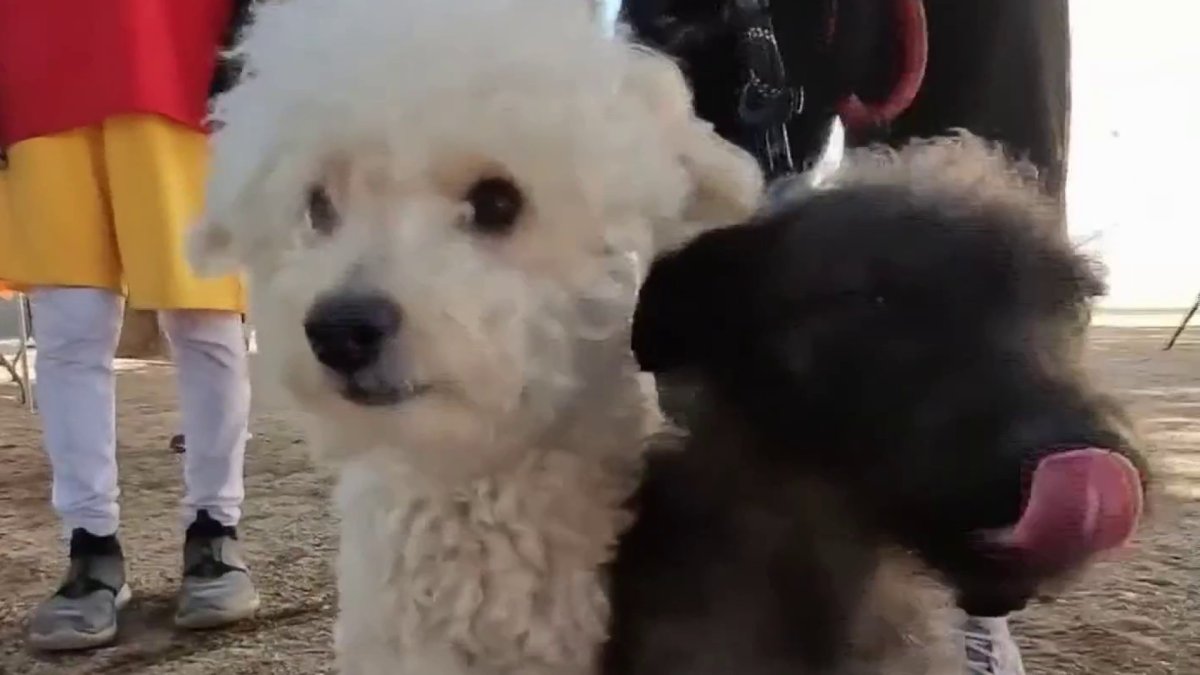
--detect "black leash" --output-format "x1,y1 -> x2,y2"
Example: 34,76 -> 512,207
729,0 -> 804,180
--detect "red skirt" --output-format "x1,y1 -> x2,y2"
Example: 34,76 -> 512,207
0,0 -> 234,146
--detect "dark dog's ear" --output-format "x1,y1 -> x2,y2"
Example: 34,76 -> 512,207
632,224 -> 763,373
631,247 -> 706,373
1031,245 -> 1108,315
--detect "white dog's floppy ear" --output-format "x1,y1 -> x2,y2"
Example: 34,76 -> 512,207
187,85 -> 304,278
676,120 -> 764,222
187,216 -> 240,277
623,48 -> 764,223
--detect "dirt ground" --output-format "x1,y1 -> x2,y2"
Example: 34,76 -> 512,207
0,325 -> 1197,674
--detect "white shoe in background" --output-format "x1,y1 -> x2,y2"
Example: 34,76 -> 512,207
958,614 -> 1027,675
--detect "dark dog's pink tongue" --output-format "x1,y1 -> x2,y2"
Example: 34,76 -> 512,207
993,448 -> 1143,566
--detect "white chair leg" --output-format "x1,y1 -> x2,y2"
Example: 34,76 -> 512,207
17,293 -> 34,411
0,351 -> 20,402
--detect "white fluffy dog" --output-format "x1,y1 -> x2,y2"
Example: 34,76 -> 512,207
188,0 -> 762,672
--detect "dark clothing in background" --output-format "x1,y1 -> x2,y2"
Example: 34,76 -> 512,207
623,0 -> 1071,210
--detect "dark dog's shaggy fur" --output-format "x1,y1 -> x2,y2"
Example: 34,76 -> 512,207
602,138 -> 1146,674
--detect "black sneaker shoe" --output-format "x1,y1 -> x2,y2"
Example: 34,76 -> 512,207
175,510 -> 260,629
28,530 -> 131,651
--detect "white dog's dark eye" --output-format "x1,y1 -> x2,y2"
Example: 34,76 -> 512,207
466,177 -> 523,234
308,186 -> 339,234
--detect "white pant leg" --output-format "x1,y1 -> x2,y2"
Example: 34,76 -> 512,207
159,310 -> 250,528
28,287 -> 124,537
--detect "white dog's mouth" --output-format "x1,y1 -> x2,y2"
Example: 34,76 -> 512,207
300,292 -> 438,408
340,376 -> 433,407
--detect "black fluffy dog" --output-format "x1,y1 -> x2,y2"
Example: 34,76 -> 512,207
602,138 -> 1146,674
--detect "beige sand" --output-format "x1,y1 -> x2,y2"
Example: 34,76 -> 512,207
0,326 -> 1196,674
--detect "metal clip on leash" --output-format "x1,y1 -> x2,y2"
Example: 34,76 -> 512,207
731,0 -> 803,180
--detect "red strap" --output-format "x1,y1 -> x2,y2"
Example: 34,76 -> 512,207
835,0 -> 928,134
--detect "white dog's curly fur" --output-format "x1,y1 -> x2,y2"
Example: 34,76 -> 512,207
189,0 -> 762,673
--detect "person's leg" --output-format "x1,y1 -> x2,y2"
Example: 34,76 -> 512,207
3,126 -> 134,651
29,288 -> 124,536
159,308 -> 259,628
159,310 -> 250,529
880,0 -> 1071,220
103,114 -> 257,628
26,287 -> 131,651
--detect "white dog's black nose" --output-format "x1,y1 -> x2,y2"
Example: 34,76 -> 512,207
304,294 -> 402,375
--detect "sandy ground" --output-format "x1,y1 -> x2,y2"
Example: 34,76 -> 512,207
0,325 -> 1197,674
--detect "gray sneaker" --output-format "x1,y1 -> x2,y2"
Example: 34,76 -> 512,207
28,530 -> 132,652
175,510 -> 260,629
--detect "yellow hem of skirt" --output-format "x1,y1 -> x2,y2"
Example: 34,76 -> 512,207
0,114 -> 245,312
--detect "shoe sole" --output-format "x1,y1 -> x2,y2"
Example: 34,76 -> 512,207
27,584 -> 132,652
174,592 -> 261,630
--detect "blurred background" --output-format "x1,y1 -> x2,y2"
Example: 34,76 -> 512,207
1068,0 -> 1199,312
